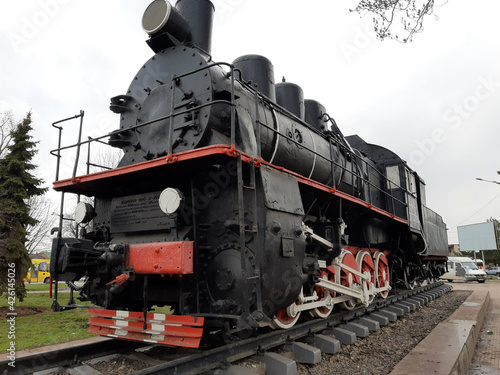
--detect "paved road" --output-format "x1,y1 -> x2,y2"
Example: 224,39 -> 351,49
446,280 -> 500,374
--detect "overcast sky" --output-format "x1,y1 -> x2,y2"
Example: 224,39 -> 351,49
1,0 -> 499,246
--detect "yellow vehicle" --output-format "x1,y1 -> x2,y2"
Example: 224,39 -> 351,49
25,259 -> 51,284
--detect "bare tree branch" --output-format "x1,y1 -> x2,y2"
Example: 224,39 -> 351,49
88,146 -> 123,174
0,110 -> 16,158
26,195 -> 56,253
352,0 -> 449,43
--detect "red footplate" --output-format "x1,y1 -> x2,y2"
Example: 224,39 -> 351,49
88,307 -> 204,348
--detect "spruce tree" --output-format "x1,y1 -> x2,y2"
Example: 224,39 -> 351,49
0,112 -> 47,301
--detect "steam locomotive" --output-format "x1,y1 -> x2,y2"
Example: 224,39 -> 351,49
51,0 -> 448,348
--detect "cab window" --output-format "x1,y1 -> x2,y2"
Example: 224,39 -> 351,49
386,165 -> 400,190
406,170 -> 417,195
39,262 -> 48,272
419,179 -> 427,206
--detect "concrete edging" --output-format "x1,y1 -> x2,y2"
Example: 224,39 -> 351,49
389,289 -> 491,375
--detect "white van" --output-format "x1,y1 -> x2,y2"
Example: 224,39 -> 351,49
441,257 -> 487,283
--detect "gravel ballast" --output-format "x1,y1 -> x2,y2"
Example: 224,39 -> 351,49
43,289 -> 472,374
296,289 -> 472,375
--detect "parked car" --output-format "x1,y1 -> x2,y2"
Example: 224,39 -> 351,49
440,257 -> 487,283
485,267 -> 500,276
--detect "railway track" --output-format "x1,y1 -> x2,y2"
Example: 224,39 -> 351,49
1,282 -> 452,375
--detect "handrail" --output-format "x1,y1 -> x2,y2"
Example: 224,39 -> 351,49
51,111 -> 84,182
50,61 -> 409,220
256,119 -> 408,217
50,100 -> 235,158
86,137 -> 112,174
252,95 -> 408,216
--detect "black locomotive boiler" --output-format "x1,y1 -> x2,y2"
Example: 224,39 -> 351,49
50,0 -> 448,348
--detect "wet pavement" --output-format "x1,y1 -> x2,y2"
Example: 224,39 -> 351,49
450,281 -> 500,375
390,279 -> 500,375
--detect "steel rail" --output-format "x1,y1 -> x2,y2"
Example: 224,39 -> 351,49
1,282 -> 450,375
0,339 -> 143,375
131,282 -> 450,375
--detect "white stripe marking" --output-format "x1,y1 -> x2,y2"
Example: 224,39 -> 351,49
150,324 -> 165,332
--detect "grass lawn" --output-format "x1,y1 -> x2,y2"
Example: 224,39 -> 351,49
24,282 -> 68,292
1,284 -> 173,352
0,291 -> 94,352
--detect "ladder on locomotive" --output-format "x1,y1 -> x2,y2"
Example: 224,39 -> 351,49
235,155 -> 265,321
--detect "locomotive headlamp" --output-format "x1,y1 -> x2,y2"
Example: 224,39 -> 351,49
159,188 -> 184,215
75,202 -> 96,225
142,0 -> 191,52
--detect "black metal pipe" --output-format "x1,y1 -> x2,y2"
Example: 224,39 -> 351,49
72,111 -> 85,180
175,0 -> 214,54
51,111 -> 84,181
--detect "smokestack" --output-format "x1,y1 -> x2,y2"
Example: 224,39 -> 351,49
175,0 -> 215,54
